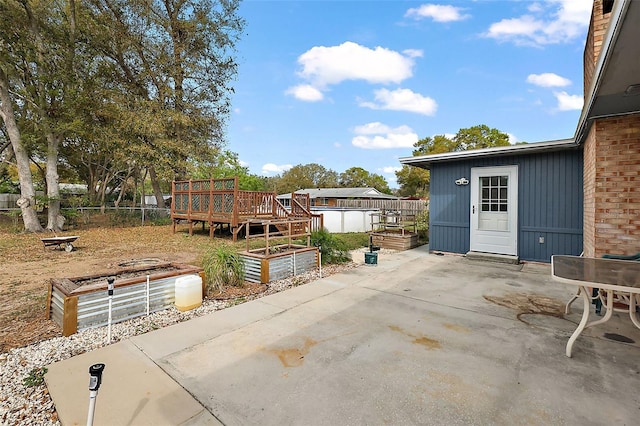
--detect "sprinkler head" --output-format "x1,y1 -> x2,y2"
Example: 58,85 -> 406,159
89,363 -> 105,391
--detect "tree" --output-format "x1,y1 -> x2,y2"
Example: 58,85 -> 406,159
274,164 -> 339,194
395,135 -> 455,198
339,167 -> 391,194
396,125 -> 511,197
191,150 -> 267,191
84,0 -> 245,206
1,0 -> 245,222
395,166 -> 429,198
453,124 -> 510,151
0,68 -> 43,231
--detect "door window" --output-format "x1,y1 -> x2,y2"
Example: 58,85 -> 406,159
480,176 -> 508,212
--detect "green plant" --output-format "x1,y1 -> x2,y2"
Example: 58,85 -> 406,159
311,228 -> 351,265
23,367 -> 47,387
415,210 -> 429,242
201,244 -> 246,294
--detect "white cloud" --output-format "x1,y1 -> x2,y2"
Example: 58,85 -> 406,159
285,84 -> 324,102
239,159 -> 249,167
485,0 -> 592,46
527,72 -> 571,87
353,122 -> 394,135
405,4 -> 470,22
261,163 -> 292,175
359,88 -> 437,115
402,49 -> 424,58
334,142 -> 342,148
382,166 -> 402,174
507,133 -> 519,144
351,122 -> 419,149
528,3 -> 544,13
554,91 -> 583,111
296,41 -> 416,88
233,107 -> 241,114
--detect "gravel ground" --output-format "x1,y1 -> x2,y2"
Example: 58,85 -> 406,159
0,258 -> 375,425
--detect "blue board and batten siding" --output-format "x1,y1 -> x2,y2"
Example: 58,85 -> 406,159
429,149 -> 583,262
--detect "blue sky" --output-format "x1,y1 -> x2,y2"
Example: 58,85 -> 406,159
226,0 -> 592,187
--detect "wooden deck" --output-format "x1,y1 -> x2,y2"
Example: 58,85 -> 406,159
171,178 -> 322,240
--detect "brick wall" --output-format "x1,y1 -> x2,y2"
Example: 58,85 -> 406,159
591,115 -> 640,256
583,0 -> 611,94
583,126 -> 597,257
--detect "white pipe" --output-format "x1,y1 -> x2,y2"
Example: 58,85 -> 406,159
86,390 -> 97,426
319,246 -> 322,278
146,274 -> 150,316
293,252 -> 297,276
107,296 -> 112,344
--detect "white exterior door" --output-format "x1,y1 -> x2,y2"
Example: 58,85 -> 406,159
470,166 -> 518,255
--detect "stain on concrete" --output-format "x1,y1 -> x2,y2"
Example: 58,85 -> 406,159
266,337 -> 317,368
413,336 -> 441,349
603,333 -> 635,344
388,325 -> 441,350
443,323 -> 470,333
483,292 -> 565,325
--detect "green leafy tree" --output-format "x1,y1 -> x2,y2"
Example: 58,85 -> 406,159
274,163 -> 339,194
82,0 -> 245,206
339,167 -> 391,194
453,125 -> 510,150
191,150 -> 267,191
0,0 -> 78,231
396,125 -> 511,197
395,135 -> 454,198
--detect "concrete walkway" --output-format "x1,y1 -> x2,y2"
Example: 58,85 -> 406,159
46,246 -> 640,425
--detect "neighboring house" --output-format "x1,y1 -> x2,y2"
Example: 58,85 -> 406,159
400,0 -> 640,262
277,187 -> 397,208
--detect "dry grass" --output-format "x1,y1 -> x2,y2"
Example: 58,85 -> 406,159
0,222 -> 229,352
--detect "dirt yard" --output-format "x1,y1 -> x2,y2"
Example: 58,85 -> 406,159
0,223 -> 221,353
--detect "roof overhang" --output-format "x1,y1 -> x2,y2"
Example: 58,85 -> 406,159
575,0 -> 640,144
399,139 -> 577,170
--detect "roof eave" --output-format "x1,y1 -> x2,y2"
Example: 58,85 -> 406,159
574,0 -> 631,145
399,139 -> 577,169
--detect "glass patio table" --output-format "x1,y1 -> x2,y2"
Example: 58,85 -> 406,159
551,255 -> 640,357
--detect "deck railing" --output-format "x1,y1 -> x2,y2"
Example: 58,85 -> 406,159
171,178 -> 323,237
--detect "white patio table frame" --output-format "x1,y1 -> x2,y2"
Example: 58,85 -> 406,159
551,255 -> 640,357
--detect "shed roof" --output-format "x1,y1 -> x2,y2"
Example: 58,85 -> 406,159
278,187 -> 397,200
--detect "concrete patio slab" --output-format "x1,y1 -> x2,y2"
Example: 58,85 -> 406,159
45,340 -> 220,425
46,246 -> 640,425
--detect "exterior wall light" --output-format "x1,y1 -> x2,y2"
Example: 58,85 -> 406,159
455,178 -> 469,186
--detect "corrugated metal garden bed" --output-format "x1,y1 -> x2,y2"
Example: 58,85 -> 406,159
47,260 -> 203,336
239,244 -> 318,284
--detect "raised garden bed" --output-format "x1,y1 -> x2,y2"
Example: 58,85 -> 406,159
239,244 -> 318,284
47,259 -> 203,336
370,230 -> 420,251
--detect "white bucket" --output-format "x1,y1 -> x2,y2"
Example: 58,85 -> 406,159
175,275 -> 203,311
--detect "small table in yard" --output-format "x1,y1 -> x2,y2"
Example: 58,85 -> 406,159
40,235 -> 79,252
551,255 -> 640,357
